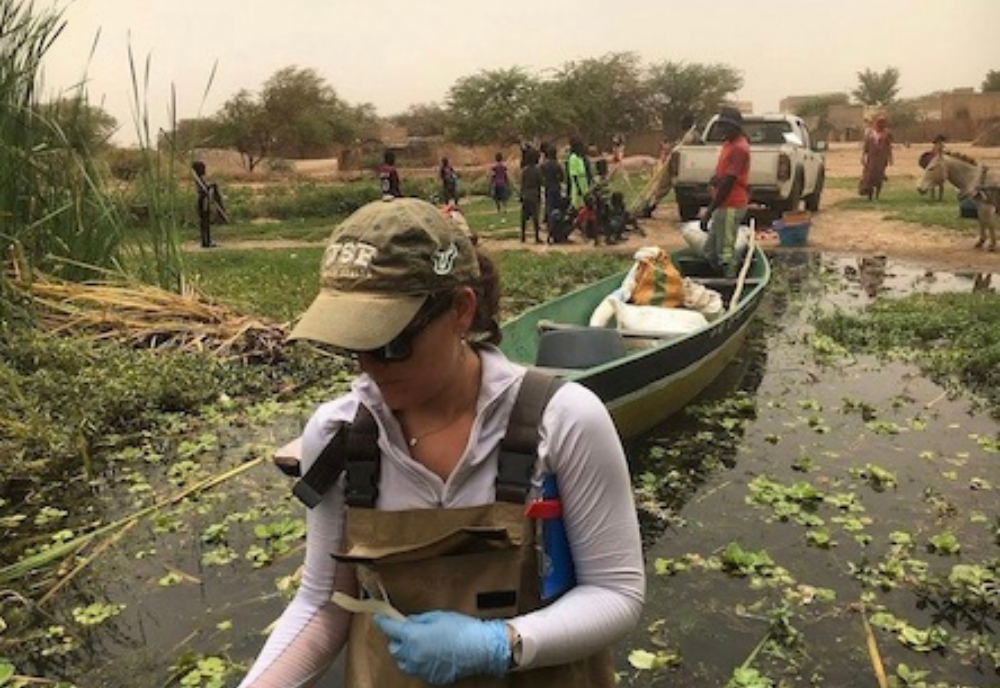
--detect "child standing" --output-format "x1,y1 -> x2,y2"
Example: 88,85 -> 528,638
489,153 -> 510,213
191,161 -> 227,249
379,150 -> 401,199
519,148 -> 543,243
439,157 -> 459,205
539,143 -> 565,235
590,158 -> 612,244
573,195 -> 600,246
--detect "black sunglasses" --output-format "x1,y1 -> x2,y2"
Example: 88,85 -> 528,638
345,292 -> 455,363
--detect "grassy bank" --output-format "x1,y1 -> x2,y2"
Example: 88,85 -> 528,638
815,291 -> 1000,418
827,176 -> 978,233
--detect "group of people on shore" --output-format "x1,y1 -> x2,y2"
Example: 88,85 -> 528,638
435,139 -> 646,247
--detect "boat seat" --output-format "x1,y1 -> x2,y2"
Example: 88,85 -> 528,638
689,277 -> 764,288
535,327 -> 627,369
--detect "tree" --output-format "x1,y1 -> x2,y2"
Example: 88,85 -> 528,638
162,117 -> 221,152
213,66 -> 373,171
552,52 -> 650,146
518,86 -> 574,143
261,66 -> 357,158
983,70 -> 1000,93
644,61 -> 743,137
794,93 -> 850,135
795,93 -> 850,119
389,103 -> 449,138
215,89 -> 271,172
852,67 -> 900,107
885,101 -> 918,141
446,68 -> 540,145
37,96 -> 118,152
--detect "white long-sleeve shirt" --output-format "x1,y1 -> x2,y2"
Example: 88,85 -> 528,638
238,346 -> 645,687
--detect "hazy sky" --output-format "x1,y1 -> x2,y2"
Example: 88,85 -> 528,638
41,0 -> 999,144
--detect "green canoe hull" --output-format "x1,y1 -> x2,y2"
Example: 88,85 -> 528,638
500,247 -> 770,439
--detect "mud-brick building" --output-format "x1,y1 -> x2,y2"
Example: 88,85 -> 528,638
780,89 -> 1000,144
904,89 -> 1000,141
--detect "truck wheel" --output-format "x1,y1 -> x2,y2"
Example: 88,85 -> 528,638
777,173 -> 804,213
805,169 -> 825,212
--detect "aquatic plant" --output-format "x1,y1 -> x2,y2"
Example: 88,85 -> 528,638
0,0 -> 128,300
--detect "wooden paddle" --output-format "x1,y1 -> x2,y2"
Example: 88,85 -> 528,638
728,218 -> 756,313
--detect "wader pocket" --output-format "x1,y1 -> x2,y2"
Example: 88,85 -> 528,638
333,525 -> 513,565
333,503 -> 530,619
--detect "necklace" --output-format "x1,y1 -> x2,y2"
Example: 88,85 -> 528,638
405,347 -> 480,448
407,410 -> 468,447
404,386 -> 478,448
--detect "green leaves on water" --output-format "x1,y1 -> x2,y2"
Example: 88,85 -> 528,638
849,463 -> 898,491
72,601 -> 125,626
627,648 -> 682,671
246,517 -> 305,567
174,655 -> 231,688
927,531 -> 961,556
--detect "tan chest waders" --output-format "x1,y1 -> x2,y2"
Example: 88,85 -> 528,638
289,370 -> 613,687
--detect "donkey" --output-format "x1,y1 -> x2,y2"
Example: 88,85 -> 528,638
917,151 -> 998,251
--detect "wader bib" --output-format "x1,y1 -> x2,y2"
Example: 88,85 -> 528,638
292,371 -> 614,687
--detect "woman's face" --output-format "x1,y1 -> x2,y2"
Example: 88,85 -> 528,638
357,288 -> 477,410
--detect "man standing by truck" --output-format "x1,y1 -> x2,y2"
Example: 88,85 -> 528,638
700,107 -> 750,277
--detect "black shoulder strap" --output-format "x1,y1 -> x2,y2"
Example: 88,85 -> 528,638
495,370 -> 565,504
292,370 -> 564,509
292,404 -> 378,508
343,407 -> 380,508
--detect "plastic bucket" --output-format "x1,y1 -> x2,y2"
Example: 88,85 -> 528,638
773,218 -> 810,246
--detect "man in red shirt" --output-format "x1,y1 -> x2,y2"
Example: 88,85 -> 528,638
700,107 -> 750,277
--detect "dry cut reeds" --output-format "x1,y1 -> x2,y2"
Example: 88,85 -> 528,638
9,259 -> 290,361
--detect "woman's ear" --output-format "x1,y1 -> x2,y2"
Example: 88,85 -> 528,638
453,287 -> 478,330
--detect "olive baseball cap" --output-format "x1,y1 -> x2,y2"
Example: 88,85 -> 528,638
289,197 -> 481,350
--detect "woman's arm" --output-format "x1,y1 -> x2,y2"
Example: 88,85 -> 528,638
511,383 -> 645,668
236,409 -> 356,687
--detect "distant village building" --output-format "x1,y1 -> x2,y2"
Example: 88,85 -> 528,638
779,88 -> 1000,143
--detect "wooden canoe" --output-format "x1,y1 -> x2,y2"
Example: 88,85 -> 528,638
500,246 -> 771,439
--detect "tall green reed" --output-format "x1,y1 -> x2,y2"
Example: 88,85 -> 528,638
117,47 -> 186,292
0,0 -> 125,287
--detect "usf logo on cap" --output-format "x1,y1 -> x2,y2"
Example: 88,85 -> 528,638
432,243 -> 459,275
324,241 -> 378,279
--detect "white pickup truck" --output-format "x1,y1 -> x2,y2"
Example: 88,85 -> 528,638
668,113 -> 827,220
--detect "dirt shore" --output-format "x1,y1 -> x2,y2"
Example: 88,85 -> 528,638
476,142 -> 1000,274
206,142 -> 1000,274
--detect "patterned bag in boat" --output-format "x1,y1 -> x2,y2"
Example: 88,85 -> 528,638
628,246 -> 685,308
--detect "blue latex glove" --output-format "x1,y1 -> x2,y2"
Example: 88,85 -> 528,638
374,610 -> 510,685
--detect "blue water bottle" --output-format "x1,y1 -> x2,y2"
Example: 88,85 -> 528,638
526,475 -> 576,601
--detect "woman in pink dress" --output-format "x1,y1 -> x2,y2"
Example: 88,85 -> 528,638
860,114 -> 893,200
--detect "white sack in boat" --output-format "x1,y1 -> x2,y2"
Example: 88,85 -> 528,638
610,298 -> 708,336
680,221 -> 751,260
682,278 -> 723,320
589,293 -> 624,327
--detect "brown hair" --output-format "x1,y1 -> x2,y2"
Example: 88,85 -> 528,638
469,251 -> 502,345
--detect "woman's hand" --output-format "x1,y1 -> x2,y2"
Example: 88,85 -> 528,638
374,611 -> 510,685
